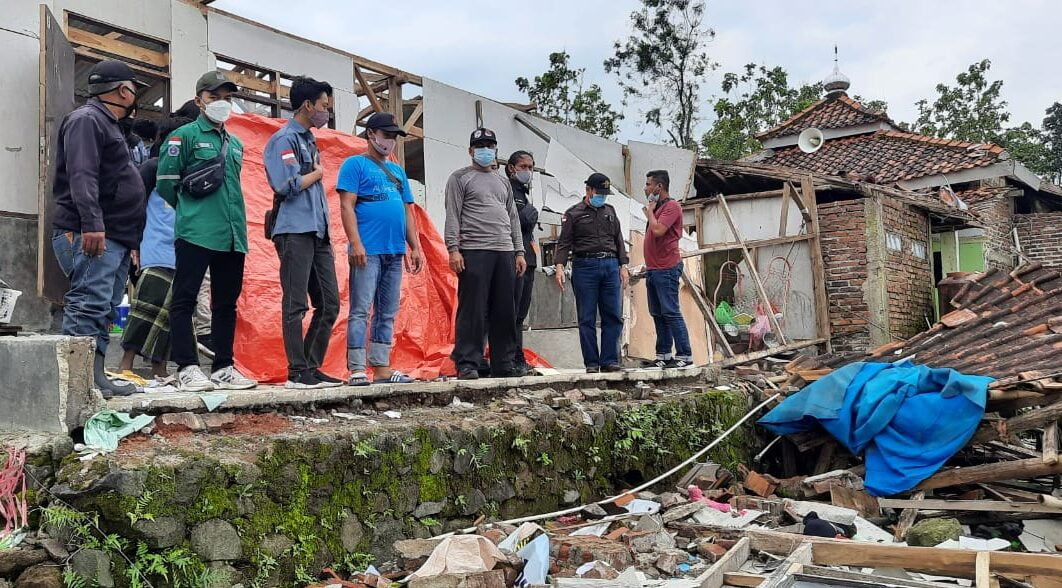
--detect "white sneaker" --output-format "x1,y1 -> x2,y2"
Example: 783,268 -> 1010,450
177,366 -> 215,392
210,366 -> 257,390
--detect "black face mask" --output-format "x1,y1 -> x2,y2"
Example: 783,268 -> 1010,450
100,86 -> 138,119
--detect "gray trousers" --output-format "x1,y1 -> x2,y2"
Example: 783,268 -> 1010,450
275,232 -> 340,376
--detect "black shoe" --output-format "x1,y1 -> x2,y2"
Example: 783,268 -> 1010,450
585,366 -> 601,374
601,364 -> 623,373
94,353 -> 136,398
649,358 -> 670,369
665,358 -> 694,369
511,364 -> 530,377
313,370 -> 343,387
491,368 -> 520,378
285,370 -> 325,390
457,370 -> 480,380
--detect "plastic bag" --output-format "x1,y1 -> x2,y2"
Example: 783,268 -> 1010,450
715,300 -> 735,325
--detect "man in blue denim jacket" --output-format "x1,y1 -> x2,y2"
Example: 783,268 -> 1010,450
264,76 -> 342,390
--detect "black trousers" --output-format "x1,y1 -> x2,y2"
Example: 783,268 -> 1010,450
170,239 -> 245,371
275,232 -> 340,376
452,250 -> 518,374
513,267 -> 535,366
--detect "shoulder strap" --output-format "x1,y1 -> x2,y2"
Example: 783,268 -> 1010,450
363,155 -> 403,192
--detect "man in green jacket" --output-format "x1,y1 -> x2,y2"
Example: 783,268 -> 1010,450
157,71 -> 257,392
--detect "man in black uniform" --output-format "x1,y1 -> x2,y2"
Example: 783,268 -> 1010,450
508,150 -> 538,374
553,173 -> 629,373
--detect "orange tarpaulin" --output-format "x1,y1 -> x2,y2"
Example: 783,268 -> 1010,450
224,114 -> 548,383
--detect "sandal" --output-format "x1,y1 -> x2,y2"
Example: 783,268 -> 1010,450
348,372 -> 371,387
379,370 -> 414,384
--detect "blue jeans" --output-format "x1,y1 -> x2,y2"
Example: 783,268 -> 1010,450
347,253 -> 404,371
646,263 -> 692,361
571,257 -> 623,367
51,229 -> 130,355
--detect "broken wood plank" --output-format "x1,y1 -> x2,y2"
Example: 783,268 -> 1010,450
894,490 -> 924,541
716,194 -> 788,345
680,233 -> 814,259
975,551 -> 991,588
719,338 -> 827,367
1043,422 -> 1058,465
778,183 -> 792,238
812,441 -> 837,475
354,64 -> 384,113
971,396 -> 1062,444
693,536 -> 750,588
799,565 -> 956,588
799,176 -> 832,353
915,457 -> 1062,491
878,498 -> 1062,514
830,485 -> 881,518
746,529 -> 1062,579
722,572 -> 764,587
760,543 -> 812,588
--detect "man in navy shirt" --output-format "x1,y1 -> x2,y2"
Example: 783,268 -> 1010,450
337,112 -> 425,385
264,76 -> 342,390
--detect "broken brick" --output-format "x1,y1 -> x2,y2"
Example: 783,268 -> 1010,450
743,470 -> 779,498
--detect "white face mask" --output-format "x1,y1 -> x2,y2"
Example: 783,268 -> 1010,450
514,170 -> 533,185
370,133 -> 396,156
204,99 -> 232,124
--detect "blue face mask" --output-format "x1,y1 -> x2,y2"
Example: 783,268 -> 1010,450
589,194 -> 607,208
473,147 -> 496,167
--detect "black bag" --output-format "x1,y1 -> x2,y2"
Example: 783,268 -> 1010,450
180,134 -> 229,199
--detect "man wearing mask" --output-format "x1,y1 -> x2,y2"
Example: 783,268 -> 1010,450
264,76 -> 342,390
553,173 -> 629,373
157,71 -> 257,392
337,112 -> 425,386
445,128 -> 526,380
506,150 -> 538,375
643,170 -> 693,368
51,60 -> 146,398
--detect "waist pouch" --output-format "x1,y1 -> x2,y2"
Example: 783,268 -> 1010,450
180,135 -> 228,199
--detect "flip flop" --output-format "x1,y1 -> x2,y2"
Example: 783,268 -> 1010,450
348,372 -> 371,387
379,370 -> 414,384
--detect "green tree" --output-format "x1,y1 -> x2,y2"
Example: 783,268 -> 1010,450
515,51 -> 623,139
1042,102 -> 1062,184
700,64 -> 823,160
914,59 -> 1050,176
605,0 -> 716,149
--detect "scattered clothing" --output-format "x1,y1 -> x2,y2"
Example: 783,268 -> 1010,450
83,410 -> 155,453
758,361 -> 993,496
802,511 -> 851,539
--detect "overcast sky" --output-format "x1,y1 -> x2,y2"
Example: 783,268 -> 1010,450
213,0 -> 1061,144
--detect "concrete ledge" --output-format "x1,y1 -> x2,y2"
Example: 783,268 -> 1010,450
104,366 -> 717,418
0,335 -> 103,433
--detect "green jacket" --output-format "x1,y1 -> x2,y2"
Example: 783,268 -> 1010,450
156,115 -> 248,253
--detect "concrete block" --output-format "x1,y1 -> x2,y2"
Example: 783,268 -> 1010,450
0,335 -> 100,433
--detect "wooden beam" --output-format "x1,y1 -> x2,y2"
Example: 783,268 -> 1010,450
387,75 -> 405,167
722,573 -> 764,587
975,551 -> 991,588
692,536 -> 750,588
878,498 -> 1062,514
514,113 -> 552,143
681,233 -> 814,258
404,125 -> 424,139
1043,422 -> 1059,465
402,101 -> 424,133
622,144 -> 633,195
894,490 -> 924,541
830,485 -> 881,518
800,176 -> 832,352
716,194 -> 788,345
72,47 -> 170,79
67,27 -> 168,68
681,269 -> 735,358
746,529 -> 1062,579
915,457 -> 1062,491
222,69 -> 273,94
719,338 -> 826,367
971,397 -> 1062,445
354,64 -> 383,113
778,183 -> 792,237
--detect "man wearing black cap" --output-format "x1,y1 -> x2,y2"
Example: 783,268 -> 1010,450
444,128 -> 526,379
157,71 -> 257,392
264,76 -> 342,390
51,59 -> 146,397
553,173 -> 629,373
337,112 -> 425,386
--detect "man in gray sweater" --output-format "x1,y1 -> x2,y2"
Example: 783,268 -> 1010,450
445,128 -> 526,379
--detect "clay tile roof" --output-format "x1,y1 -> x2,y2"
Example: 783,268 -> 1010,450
756,94 -> 893,140
760,130 -> 1005,184
953,186 -> 1012,206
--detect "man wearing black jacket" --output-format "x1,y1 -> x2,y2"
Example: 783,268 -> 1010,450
50,60 -> 147,397
507,151 -> 538,374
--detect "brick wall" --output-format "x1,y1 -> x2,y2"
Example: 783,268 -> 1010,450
881,198 -> 934,340
968,196 -> 1015,270
1015,212 -> 1062,268
818,199 -> 871,353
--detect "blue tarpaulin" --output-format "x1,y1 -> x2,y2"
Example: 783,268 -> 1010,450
758,361 -> 994,496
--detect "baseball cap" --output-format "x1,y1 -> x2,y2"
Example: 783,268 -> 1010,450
585,172 -> 613,195
469,127 -> 498,147
196,71 -> 238,94
86,60 -> 146,93
365,112 -> 407,136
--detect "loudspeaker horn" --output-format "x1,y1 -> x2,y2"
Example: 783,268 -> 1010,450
797,127 -> 825,153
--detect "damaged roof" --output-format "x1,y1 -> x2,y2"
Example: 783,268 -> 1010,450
760,130 -> 1007,185
756,94 -> 893,141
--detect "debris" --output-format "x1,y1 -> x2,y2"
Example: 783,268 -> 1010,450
690,508 -> 764,529
383,410 -> 402,419
83,410 -> 156,452
575,560 -> 619,579
906,518 -> 961,547
197,392 -> 227,412
407,535 -> 507,580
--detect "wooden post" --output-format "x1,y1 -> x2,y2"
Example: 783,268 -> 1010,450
974,551 -> 990,588
622,144 -> 633,195
1043,422 -> 1058,465
778,183 -> 792,237
387,75 -> 405,167
894,490 -> 924,541
799,176 -> 833,352
716,194 -> 788,345
354,64 -> 383,114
